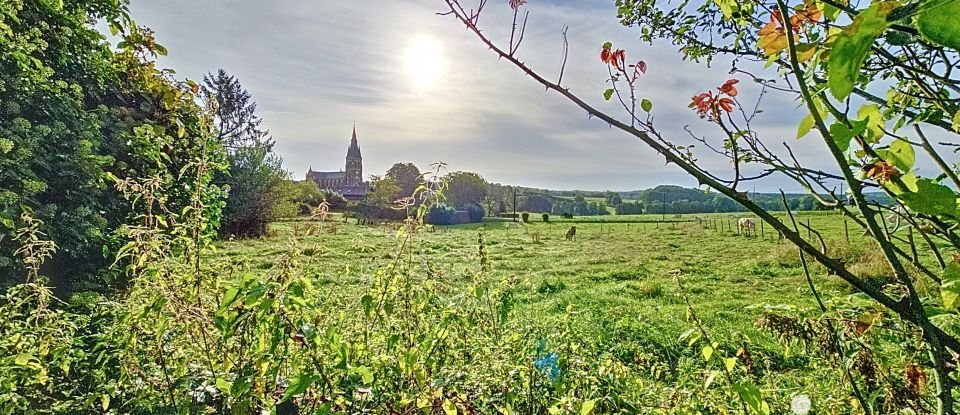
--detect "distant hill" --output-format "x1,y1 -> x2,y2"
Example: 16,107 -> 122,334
507,184 -> 890,215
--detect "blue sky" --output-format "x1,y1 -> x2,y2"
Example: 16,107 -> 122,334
127,0 -> 842,192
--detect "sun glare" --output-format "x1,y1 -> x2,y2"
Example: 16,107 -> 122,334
403,35 -> 446,90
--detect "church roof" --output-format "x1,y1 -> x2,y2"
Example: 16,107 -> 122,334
307,171 -> 345,180
347,124 -> 361,158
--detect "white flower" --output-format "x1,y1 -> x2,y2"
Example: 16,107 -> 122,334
791,395 -> 811,415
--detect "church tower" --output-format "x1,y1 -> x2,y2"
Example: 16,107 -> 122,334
345,124 -> 363,186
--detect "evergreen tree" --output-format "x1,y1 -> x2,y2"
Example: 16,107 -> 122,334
202,70 -> 287,237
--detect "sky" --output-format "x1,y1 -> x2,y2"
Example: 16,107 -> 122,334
126,0 -> 843,192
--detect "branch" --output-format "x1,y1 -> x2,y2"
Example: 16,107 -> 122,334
443,0 -> 960,356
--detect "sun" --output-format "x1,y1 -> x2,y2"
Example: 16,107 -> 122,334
403,35 -> 446,90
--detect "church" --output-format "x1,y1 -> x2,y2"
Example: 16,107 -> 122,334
305,125 -> 369,201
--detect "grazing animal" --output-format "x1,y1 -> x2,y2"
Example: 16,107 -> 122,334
737,218 -> 756,237
565,226 -> 577,241
531,232 -> 540,243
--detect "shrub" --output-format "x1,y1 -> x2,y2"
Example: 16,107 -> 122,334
542,213 -> 549,222
426,204 -> 457,225
464,202 -> 485,223
521,212 -> 530,222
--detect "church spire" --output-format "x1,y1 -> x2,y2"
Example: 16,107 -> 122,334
347,123 -> 361,159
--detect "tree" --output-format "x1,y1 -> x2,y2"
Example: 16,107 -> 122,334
444,0 -> 960,410
0,0 -> 225,291
285,180 -> 323,215
444,171 -> 488,208
385,162 -> 421,199
610,193 -> 623,207
367,175 -> 400,207
202,70 -> 286,238
520,195 -> 553,213
202,69 -> 271,151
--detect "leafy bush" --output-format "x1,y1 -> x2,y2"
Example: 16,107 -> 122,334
0,0 -> 226,291
464,202 -> 485,222
425,204 -> 456,225
542,213 -> 550,222
520,212 -> 530,222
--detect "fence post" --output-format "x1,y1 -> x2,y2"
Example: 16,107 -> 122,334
806,219 -> 812,240
843,217 -> 850,243
760,220 -> 765,239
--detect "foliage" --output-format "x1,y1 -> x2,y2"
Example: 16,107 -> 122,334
520,194 -> 553,213
520,212 -> 530,222
218,144 -> 288,237
385,162 -> 422,200
283,179 -> 322,215
464,202 -> 485,222
441,0 -> 960,411
444,171 -> 488,208
0,0 -> 225,291
203,70 -> 286,238
366,175 -> 401,207
202,69 -> 271,151
425,204 -> 457,225
542,213 -> 550,222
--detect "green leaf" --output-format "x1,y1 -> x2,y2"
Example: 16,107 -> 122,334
952,110 -> 960,133
857,104 -> 885,141
361,294 -> 374,317
603,88 -> 614,101
581,399 -> 597,415
41,0 -> 63,11
828,119 -> 867,151
827,2 -> 897,100
353,366 -> 374,385
887,139 -> 915,172
916,0 -> 960,50
0,215 -> 14,230
215,378 -> 233,394
899,178 -> 958,217
602,41 -> 613,50
714,0 -> 739,19
641,98 -> 653,112
887,172 -> 919,195
14,353 -> 35,366
101,394 -> 110,411
941,262 -> 960,311
797,113 -> 815,138
443,399 -> 458,415
217,287 -> 240,314
733,383 -> 771,415
701,345 -> 714,361
724,357 -> 737,372
280,372 -> 317,402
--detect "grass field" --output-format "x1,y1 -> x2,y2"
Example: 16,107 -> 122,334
211,211 -> 944,411
220,212 -> 903,347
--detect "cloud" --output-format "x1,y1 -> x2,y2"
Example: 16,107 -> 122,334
128,0 -> 868,192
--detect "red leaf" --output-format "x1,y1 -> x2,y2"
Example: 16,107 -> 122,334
600,48 -> 612,64
719,79 -> 739,96
636,61 -> 647,74
718,97 -> 735,113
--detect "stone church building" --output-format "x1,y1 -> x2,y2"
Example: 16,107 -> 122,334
306,125 -> 369,201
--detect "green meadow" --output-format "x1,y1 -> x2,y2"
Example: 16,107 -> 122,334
204,211 -> 941,412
